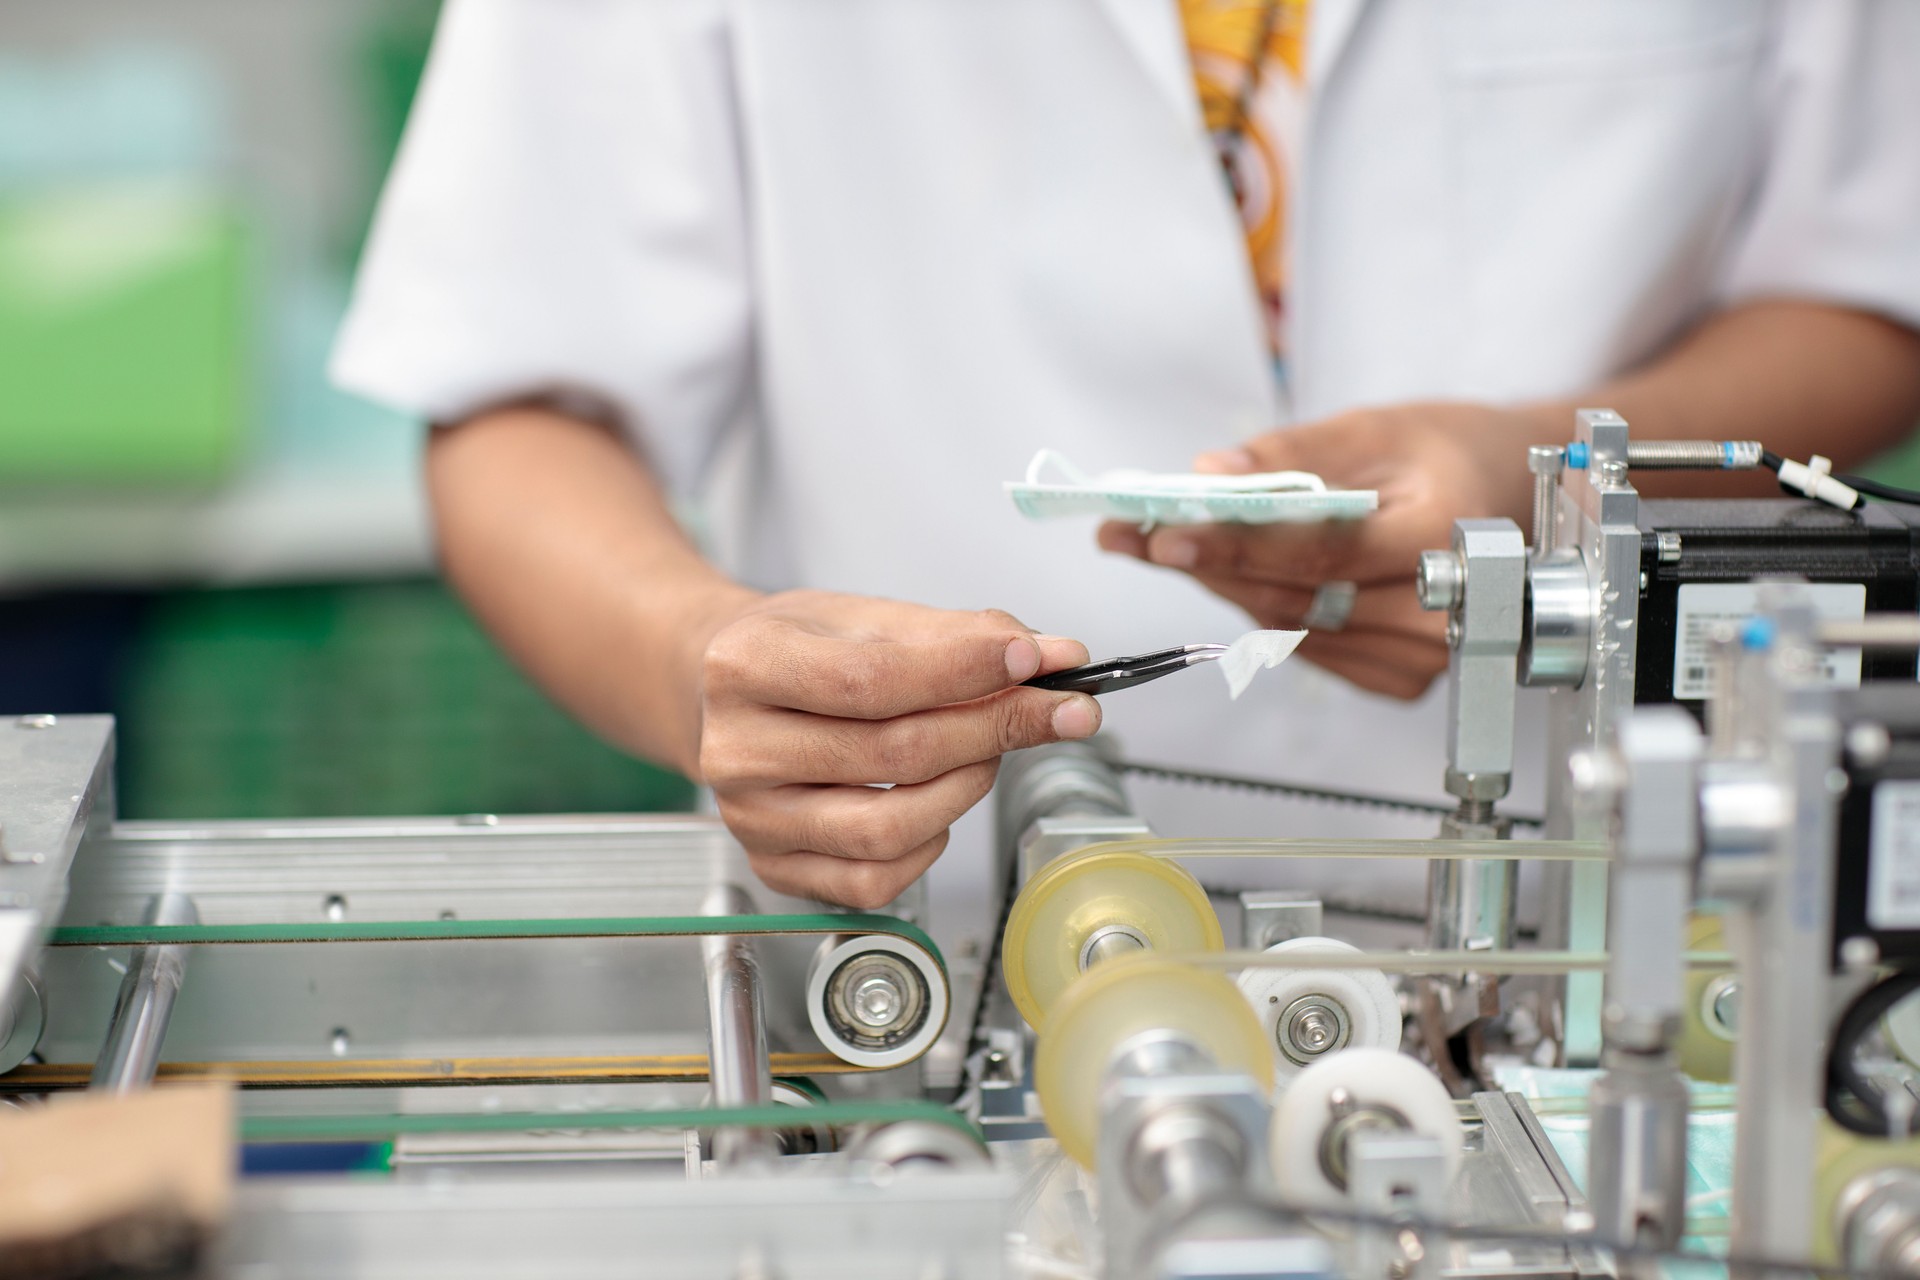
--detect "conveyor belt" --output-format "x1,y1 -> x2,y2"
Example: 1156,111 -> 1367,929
237,1099 -> 980,1143
3,1052 -> 869,1091
16,913 -> 947,1090
47,912 -> 942,962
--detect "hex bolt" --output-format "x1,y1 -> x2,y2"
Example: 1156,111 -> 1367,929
851,972 -> 905,1029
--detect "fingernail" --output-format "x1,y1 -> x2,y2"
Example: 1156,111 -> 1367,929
1004,637 -> 1041,682
1052,695 -> 1099,739
1150,537 -> 1199,569
1193,447 -> 1256,475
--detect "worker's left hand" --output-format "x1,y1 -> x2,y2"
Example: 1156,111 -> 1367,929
1097,403 -> 1547,699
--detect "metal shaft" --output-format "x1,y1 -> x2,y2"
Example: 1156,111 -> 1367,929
1109,1036 -> 1250,1212
701,885 -> 776,1168
90,892 -> 197,1093
1816,616 -> 1920,650
1427,849 -> 1516,953
1129,1110 -> 1247,1209
1624,440 -> 1762,470
1082,926 -> 1148,970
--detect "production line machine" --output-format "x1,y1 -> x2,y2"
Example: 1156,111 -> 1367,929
3,413 -> 1920,1278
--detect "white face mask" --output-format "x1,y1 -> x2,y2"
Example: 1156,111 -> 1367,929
1004,450 -> 1377,527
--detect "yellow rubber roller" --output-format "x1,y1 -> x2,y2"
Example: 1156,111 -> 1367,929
1002,846 -> 1223,1030
1034,953 -> 1273,1170
1678,913 -> 1736,1084
1811,1120 -> 1920,1268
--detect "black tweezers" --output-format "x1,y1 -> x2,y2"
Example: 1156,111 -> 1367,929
1022,643 -> 1230,696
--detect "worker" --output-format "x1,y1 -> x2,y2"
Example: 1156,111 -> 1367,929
334,0 -> 1920,915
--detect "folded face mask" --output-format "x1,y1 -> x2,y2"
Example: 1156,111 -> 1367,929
1006,449 -> 1378,527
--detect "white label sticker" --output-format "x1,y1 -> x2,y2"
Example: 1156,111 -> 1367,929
1869,783 -> 1920,931
1672,582 -> 1866,700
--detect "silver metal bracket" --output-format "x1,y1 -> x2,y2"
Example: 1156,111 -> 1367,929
1238,891 -> 1324,950
1096,1072 -> 1273,1277
1347,1131 -> 1447,1280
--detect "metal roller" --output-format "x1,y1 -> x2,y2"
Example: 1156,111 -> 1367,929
806,933 -> 947,1069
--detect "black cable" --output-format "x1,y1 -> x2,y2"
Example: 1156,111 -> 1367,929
1760,448 -> 1920,508
1837,471 -> 1920,506
1825,966 -> 1920,1137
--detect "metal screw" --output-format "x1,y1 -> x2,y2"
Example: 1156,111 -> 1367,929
1656,531 -> 1683,563
1280,995 -> 1351,1064
1848,722 -> 1892,769
15,715 -> 55,729
330,1028 -> 351,1057
851,973 -> 905,1028
324,895 -> 348,922
826,952 -> 925,1046
1841,936 -> 1881,970
1290,1005 -> 1337,1053
1529,446 -> 1563,556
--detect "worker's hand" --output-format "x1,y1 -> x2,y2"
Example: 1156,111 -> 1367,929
696,591 -> 1097,909
1098,403 -> 1546,699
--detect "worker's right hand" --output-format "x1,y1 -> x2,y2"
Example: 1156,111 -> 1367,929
695,591 -> 1098,909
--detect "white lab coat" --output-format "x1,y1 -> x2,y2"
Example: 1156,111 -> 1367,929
334,0 -> 1920,935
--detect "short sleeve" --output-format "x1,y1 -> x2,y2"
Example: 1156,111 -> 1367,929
1719,0 -> 1920,332
329,0 -> 752,496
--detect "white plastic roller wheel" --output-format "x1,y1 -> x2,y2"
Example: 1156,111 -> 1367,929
1237,937 -> 1401,1084
1270,1047 -> 1464,1211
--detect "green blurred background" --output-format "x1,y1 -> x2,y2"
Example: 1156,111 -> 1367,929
0,0 -> 690,818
